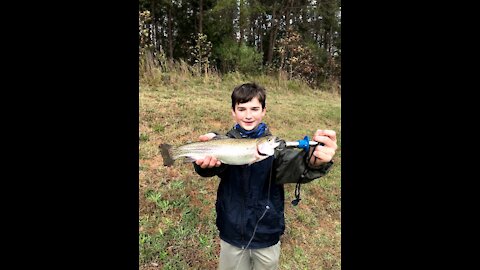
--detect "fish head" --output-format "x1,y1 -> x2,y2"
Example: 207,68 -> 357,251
257,136 -> 281,156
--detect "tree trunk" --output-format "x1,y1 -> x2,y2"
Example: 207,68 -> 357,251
168,5 -> 173,59
249,10 -> 256,46
328,26 -> 333,54
323,30 -> 328,50
267,1 -> 289,65
285,0 -> 291,34
257,16 -> 263,52
239,0 -> 244,44
266,9 -> 277,65
151,0 -> 157,52
199,0 -> 203,34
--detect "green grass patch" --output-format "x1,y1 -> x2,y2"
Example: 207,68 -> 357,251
139,70 -> 341,269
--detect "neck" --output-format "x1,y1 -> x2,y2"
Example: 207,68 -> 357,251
234,122 -> 267,138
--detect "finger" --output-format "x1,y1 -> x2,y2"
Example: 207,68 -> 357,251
313,150 -> 333,162
199,132 -> 217,141
322,130 -> 337,142
208,157 -> 217,168
198,135 -> 210,142
200,156 -> 211,168
195,159 -> 204,166
215,161 -> 222,167
206,132 -> 217,139
313,135 -> 338,149
315,129 -> 337,142
314,146 -> 335,157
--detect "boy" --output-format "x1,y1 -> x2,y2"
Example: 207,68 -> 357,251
194,83 -> 337,270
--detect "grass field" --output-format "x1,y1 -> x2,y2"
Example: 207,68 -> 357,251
139,71 -> 341,269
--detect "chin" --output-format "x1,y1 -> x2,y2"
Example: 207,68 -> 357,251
240,123 -> 257,130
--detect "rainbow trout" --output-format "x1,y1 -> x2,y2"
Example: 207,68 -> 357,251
160,136 -> 281,166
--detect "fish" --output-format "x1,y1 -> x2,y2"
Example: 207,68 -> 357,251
159,136 -> 281,166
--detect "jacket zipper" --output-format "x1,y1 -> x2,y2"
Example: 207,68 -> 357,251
241,165 -> 249,248
241,196 -> 245,248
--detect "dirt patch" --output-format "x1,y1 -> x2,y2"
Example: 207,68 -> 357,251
139,194 -> 157,217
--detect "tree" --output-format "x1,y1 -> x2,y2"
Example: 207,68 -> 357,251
138,0 -> 342,85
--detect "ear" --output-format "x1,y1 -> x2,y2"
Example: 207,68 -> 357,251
231,108 -> 236,118
261,107 -> 266,117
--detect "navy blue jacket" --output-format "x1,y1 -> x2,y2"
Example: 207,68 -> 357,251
194,127 -> 333,249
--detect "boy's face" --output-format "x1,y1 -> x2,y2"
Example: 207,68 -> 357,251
231,97 -> 266,131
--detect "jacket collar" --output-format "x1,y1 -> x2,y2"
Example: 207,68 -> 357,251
227,125 -> 271,139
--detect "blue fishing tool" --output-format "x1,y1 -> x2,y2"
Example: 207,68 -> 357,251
285,136 -> 322,150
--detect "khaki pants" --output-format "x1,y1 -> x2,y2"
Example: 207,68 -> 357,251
218,239 -> 281,270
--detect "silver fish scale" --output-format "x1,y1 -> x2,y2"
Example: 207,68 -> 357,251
171,137 -> 278,165
175,143 -> 258,165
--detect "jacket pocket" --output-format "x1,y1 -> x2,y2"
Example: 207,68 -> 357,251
216,200 -> 243,241
251,202 -> 283,242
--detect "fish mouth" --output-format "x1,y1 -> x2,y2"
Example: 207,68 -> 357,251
272,137 -> 281,149
257,136 -> 281,156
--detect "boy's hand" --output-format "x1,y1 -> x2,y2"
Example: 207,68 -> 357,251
198,132 -> 217,141
195,133 -> 222,168
309,129 -> 337,167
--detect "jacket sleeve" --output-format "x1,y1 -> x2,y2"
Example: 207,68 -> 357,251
193,162 -> 228,178
273,140 -> 333,185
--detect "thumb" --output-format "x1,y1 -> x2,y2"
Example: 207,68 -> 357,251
199,132 -> 216,141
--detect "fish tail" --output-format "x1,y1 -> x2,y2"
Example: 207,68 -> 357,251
159,144 -> 176,166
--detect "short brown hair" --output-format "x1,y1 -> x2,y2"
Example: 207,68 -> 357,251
231,83 -> 266,109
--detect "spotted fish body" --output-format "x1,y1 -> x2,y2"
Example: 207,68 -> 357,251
160,136 -> 280,166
